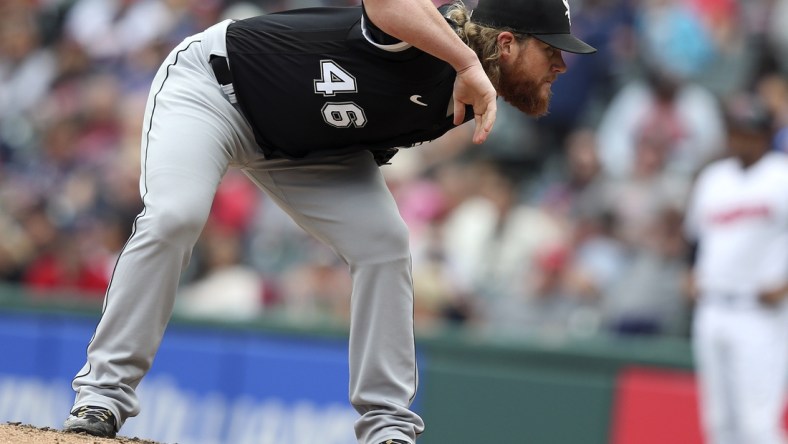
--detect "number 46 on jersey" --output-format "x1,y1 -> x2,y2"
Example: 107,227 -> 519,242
313,60 -> 367,129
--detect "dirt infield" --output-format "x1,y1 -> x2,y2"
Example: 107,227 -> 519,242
0,423 -> 163,444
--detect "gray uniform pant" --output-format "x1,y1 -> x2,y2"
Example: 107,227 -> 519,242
69,20 -> 423,444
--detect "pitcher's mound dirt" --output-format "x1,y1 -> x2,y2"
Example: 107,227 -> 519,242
0,422 -> 164,444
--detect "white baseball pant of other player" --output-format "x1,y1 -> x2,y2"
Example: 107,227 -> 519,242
68,20 -> 423,444
685,151 -> 788,444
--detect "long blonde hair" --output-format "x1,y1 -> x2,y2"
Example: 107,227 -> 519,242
445,1 -> 530,89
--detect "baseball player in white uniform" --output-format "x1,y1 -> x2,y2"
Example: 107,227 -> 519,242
684,107 -> 788,444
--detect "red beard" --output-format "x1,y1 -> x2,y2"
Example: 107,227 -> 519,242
497,56 -> 552,117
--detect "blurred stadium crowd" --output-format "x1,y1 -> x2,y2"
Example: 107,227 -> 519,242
1,0 -> 787,340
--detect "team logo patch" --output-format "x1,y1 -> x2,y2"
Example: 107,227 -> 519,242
562,0 -> 571,25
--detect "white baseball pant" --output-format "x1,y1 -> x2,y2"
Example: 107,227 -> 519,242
693,300 -> 788,444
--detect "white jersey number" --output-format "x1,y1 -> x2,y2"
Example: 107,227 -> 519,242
314,60 -> 358,96
314,60 -> 366,128
321,102 -> 367,128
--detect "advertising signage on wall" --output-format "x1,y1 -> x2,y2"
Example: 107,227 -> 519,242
0,312 -> 368,444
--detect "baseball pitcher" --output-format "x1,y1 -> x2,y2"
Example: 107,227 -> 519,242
62,0 -> 595,442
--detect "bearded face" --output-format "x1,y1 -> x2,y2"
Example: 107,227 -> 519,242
495,38 -> 564,117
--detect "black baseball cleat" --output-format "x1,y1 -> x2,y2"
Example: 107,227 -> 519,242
63,405 -> 118,438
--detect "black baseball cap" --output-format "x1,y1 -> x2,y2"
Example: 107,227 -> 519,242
471,0 -> 597,54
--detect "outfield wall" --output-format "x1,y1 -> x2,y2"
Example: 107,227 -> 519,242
0,287 -> 705,444
418,331 -> 699,444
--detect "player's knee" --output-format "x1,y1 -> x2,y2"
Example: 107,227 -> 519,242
145,205 -> 207,245
379,219 -> 411,257
344,217 -> 410,264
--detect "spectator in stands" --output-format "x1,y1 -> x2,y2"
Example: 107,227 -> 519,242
486,243 -> 589,339
565,210 -> 625,322
605,123 -> 692,247
601,206 -> 690,336
755,72 -> 788,153
0,8 -> 57,123
595,119 -> 693,336
176,221 -> 267,321
441,159 -> 569,323
768,0 -> 788,73
690,0 -> 759,97
20,205 -> 114,298
636,0 -> 716,80
537,127 -> 610,223
63,0 -> 176,64
0,205 -> 36,282
596,66 -> 725,179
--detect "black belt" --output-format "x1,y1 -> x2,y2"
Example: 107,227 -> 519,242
209,55 -> 237,105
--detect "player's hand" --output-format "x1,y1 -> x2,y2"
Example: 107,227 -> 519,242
453,62 -> 497,144
759,285 -> 788,307
683,272 -> 699,302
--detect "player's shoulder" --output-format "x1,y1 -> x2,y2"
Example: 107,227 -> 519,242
232,6 -> 361,33
762,151 -> 788,179
764,151 -> 788,167
690,157 -> 737,194
697,157 -> 738,179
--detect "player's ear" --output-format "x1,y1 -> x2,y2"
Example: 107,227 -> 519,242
497,32 -> 517,60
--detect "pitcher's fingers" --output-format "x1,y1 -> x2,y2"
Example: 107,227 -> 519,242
483,101 -> 497,133
473,107 -> 497,143
453,98 -> 466,126
472,114 -> 485,144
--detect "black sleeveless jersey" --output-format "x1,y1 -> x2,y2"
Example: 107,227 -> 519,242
224,6 -> 470,159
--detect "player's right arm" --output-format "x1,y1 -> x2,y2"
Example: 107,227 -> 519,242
363,0 -> 497,144
682,171 -> 706,302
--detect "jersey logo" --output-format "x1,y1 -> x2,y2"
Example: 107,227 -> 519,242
410,95 -> 428,107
